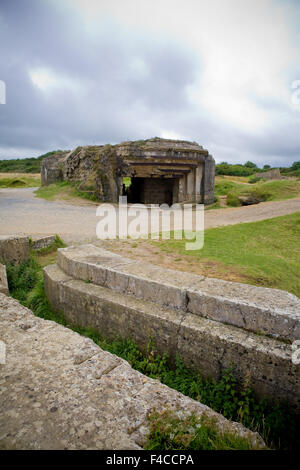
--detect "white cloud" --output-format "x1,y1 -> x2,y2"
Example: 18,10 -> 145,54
160,130 -> 187,140
29,67 -> 83,94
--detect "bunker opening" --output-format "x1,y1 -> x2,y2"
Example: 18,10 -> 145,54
123,177 -> 178,205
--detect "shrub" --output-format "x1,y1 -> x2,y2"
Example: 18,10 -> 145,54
216,163 -> 256,177
249,176 -> 264,184
244,161 -> 257,169
246,186 -> 271,202
291,161 -> 300,171
227,192 -> 240,206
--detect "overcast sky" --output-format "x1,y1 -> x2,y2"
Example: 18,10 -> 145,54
0,0 -> 300,166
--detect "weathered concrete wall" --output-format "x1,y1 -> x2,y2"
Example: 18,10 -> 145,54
0,293 -> 264,450
30,235 -> 56,251
44,245 -> 300,408
202,155 -> 215,205
41,151 -> 70,185
139,178 -> 174,205
253,168 -> 282,180
0,235 -> 57,263
0,236 -> 29,265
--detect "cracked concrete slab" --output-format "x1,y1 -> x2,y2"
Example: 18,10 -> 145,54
0,293 -> 264,450
44,262 -> 300,407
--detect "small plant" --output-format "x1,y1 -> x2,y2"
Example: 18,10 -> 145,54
145,409 -> 261,450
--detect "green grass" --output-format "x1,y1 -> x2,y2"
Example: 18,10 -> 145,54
34,181 -> 73,200
35,181 -> 98,202
205,200 -> 221,210
0,174 -> 40,188
156,212 -> 300,298
215,178 -> 300,207
4,252 -> 300,450
214,179 -> 244,196
145,410 -> 262,450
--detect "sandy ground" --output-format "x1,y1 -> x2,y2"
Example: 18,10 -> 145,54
1,187 -> 300,245
0,172 -> 40,179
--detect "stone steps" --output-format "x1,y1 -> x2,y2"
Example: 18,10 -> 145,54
44,260 -> 300,408
0,293 -> 265,449
56,244 -> 300,342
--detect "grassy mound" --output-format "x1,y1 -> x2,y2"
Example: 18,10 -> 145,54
215,177 -> 300,206
215,177 -> 300,207
35,181 -> 98,202
156,212 -> 300,298
0,174 -> 40,188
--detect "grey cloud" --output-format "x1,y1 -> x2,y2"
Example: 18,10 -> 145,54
0,0 -> 198,153
0,0 -> 300,167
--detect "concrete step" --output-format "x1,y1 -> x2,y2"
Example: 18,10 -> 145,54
44,263 -> 300,408
30,235 -> 56,250
56,244 -> 300,342
0,292 -> 265,449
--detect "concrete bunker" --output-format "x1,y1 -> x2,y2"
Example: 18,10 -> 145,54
41,138 -> 215,205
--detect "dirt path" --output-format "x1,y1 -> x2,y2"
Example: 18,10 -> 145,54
204,197 -> 300,228
1,187 -> 300,244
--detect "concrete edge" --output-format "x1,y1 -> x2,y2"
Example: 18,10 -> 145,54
56,245 -> 300,342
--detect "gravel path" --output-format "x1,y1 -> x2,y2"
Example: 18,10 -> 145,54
1,187 -> 300,244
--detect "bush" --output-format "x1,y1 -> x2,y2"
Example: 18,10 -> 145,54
227,192 -> 240,206
291,161 -> 300,171
246,186 -> 271,202
216,163 -> 256,177
249,176 -> 264,184
244,161 -> 257,169
6,257 -> 41,300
